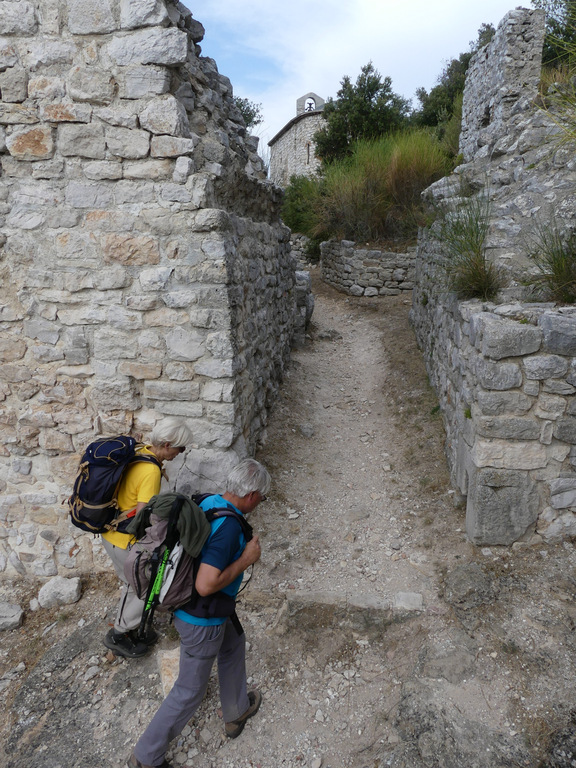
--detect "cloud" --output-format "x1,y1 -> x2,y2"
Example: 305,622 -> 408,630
192,1 -> 521,143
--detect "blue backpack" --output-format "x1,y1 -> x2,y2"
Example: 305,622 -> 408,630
68,436 -> 161,534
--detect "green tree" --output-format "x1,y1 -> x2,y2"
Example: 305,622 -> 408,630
234,96 -> 263,130
532,0 -> 576,65
415,24 -> 495,128
313,62 -> 410,164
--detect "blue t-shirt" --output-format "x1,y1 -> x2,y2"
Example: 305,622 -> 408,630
175,494 -> 247,626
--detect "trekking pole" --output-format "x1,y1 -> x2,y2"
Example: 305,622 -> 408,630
137,495 -> 185,641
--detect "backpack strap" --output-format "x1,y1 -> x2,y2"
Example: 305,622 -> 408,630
206,506 -> 253,542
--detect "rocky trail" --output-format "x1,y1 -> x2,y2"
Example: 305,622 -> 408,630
3,269 -> 576,768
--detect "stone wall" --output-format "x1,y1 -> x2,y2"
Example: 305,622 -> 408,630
0,1 -> 296,578
412,7 -> 576,545
460,7 -> 545,163
321,240 -> 415,297
268,111 -> 325,188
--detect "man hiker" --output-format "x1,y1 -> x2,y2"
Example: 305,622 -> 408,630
102,417 -> 192,659
128,457 -> 270,768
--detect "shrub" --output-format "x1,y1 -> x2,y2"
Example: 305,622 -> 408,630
440,193 -> 504,300
314,131 -> 451,241
281,175 -> 323,238
524,219 -> 576,303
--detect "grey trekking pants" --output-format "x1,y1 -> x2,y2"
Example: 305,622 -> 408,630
101,537 -> 144,633
133,616 -> 249,766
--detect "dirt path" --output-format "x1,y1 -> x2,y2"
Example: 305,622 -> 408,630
3,269 -> 576,768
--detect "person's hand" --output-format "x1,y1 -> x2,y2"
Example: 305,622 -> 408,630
243,535 -> 261,565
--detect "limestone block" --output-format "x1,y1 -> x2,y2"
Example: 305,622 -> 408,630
139,267 -> 173,290
555,416 -> 576,444
67,0 -> 117,34
535,394 -> 567,420
95,106 -> 138,129
164,328 -> 205,362
105,27 -> 189,66
0,67 -> 28,103
39,429 -> 74,451
37,576 -> 82,608
0,42 -> 19,71
120,0 -> 169,29
206,402 -> 235,425
23,317 -> 60,344
0,2 -> 37,35
540,313 -> 576,355
102,233 -> 160,265
543,379 -> 576,396
105,126 -> 150,159
7,208 -> 45,230
477,359 -> 522,390
117,362 -> 162,379
550,478 -> 576,509
164,362 -> 195,380
65,181 -> 112,208
471,438 -> 547,469
83,161 -> 124,180
117,65 -> 171,99
476,391 -> 532,415
88,378 -> 140,410
194,358 -> 234,378
67,67 -> 115,105
160,183 -> 192,203
0,338 -> 26,362
40,102 -> 92,122
24,40 -> 76,71
155,401 -> 203,418
0,602 -> 23,630
57,306 -> 107,325
143,381 -> 200,400
151,135 -> 198,157
524,354 -> 569,379
466,468 -> 539,545
476,416 -> 540,440
6,125 -> 54,162
59,124 -> 106,159
202,380 -> 234,403
0,104 -> 38,125
107,306 -> 143,331
123,160 -> 173,180
139,95 -> 190,136
93,329 -> 137,359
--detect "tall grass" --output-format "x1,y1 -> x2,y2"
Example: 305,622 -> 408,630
524,219 -> 576,303
439,193 -> 504,300
307,130 -> 452,242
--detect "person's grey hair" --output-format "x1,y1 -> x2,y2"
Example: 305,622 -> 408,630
226,458 -> 271,498
150,417 -> 193,448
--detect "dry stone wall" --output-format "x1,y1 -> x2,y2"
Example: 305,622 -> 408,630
321,240 -> 415,297
412,7 -> 576,545
0,1 -> 296,578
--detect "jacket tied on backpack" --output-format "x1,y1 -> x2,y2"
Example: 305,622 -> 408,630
126,493 -> 210,556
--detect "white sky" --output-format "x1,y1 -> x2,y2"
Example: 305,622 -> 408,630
190,2 -> 529,147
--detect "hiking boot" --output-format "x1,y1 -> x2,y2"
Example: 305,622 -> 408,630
127,752 -> 172,768
104,629 -> 149,658
225,690 -> 262,738
130,628 -> 159,646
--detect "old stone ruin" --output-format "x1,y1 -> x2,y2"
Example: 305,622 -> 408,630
0,0 -> 302,579
411,8 -> 576,545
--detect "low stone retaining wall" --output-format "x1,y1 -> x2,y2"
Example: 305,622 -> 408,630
411,237 -> 576,545
320,240 -> 415,297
